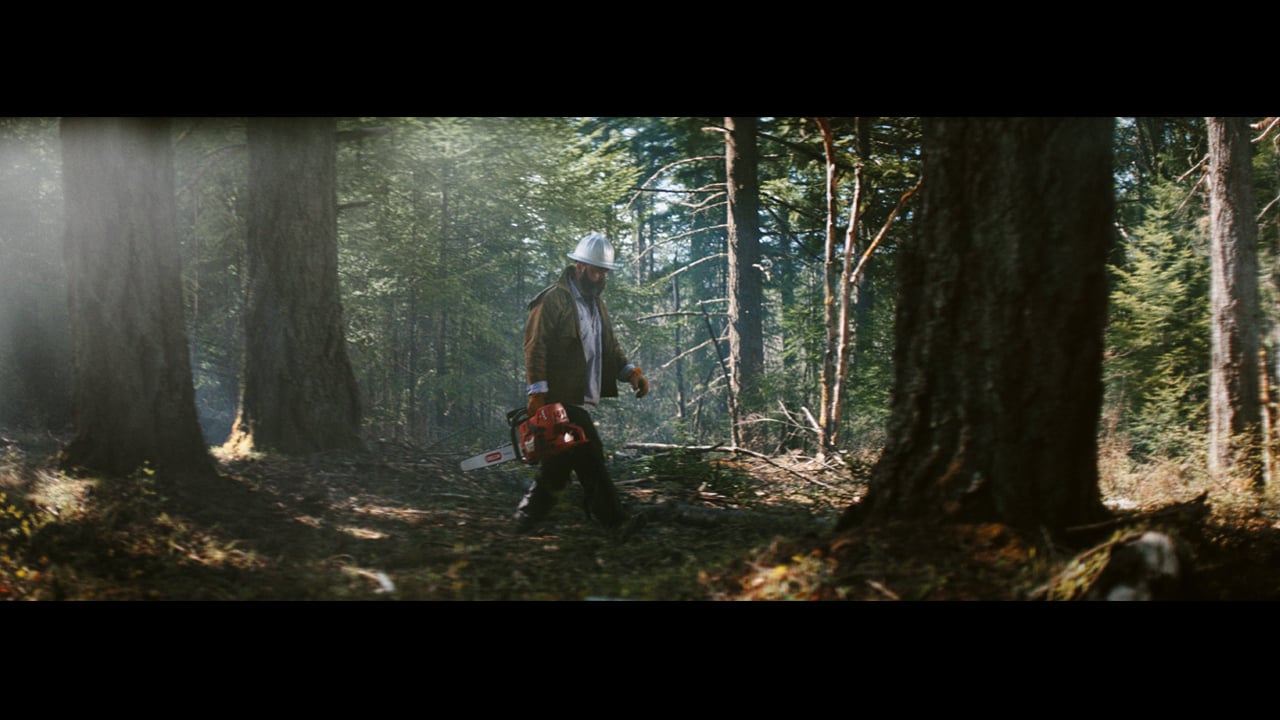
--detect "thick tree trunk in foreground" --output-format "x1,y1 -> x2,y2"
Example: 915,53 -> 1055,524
59,117 -> 215,480
1206,116 -> 1263,486
725,117 -> 765,449
839,117 -> 1114,535
224,117 -> 363,456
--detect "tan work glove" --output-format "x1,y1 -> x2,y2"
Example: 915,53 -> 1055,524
528,392 -> 547,416
629,367 -> 649,399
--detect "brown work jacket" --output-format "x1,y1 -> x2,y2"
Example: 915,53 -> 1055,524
524,266 -> 629,407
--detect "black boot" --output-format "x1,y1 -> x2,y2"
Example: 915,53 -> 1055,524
583,475 -> 627,531
513,483 -> 557,533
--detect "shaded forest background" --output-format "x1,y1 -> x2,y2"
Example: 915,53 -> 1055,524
3,117 -> 1280,601
6,118 -> 1278,476
3,117 -> 913,462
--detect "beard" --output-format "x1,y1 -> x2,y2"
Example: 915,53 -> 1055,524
577,273 -> 607,299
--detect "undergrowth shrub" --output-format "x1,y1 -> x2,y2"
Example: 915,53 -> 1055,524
1096,409 -> 1279,515
0,453 -> 56,598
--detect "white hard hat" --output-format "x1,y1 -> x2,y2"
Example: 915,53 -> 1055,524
567,233 -> 619,270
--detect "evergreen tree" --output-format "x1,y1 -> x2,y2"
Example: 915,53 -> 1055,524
841,117 -> 1114,534
724,117 -> 764,448
1106,182 -> 1210,458
1206,116 -> 1263,484
58,117 -> 215,481
224,117 -> 363,456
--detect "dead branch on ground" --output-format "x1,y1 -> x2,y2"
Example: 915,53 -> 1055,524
624,442 -> 849,494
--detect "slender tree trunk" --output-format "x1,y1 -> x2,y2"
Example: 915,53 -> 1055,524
633,197 -> 651,284
386,293 -> 403,441
1206,116 -> 1263,486
840,117 -> 1114,535
58,117 -> 215,481
815,118 -> 865,457
1268,122 -> 1280,485
224,117 -> 363,456
725,117 -> 764,449
816,118 -> 840,458
406,289 -> 420,441
830,167 -> 863,452
673,276 -> 687,419
433,163 -> 452,431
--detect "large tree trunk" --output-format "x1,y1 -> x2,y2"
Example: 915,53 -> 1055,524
224,117 -> 363,456
58,117 -> 215,481
725,117 -> 764,448
839,117 -> 1114,535
1206,116 -> 1263,486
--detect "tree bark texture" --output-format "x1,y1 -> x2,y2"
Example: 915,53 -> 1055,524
58,117 -> 215,480
840,117 -> 1114,534
225,118 -> 363,455
725,117 -> 764,447
828,165 -> 863,453
1206,117 -> 1263,483
816,118 -> 840,457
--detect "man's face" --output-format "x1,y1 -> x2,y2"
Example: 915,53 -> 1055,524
575,262 -> 609,297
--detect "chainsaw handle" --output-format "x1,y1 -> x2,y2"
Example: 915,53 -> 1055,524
508,407 -> 528,462
563,423 -> 588,448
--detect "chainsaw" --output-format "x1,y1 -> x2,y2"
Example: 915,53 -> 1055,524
459,402 -> 589,471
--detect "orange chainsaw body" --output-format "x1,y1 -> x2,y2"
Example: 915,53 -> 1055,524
510,402 -> 588,464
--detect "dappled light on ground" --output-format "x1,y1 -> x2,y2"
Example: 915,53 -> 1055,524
3,430 -> 1280,600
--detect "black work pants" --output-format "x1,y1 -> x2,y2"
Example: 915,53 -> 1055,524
514,403 -> 624,529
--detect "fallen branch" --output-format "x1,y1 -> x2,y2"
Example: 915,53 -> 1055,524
800,406 -> 823,436
625,442 -> 726,454
623,442 -> 848,494
629,500 -> 817,531
867,579 -> 901,601
1064,491 -> 1209,536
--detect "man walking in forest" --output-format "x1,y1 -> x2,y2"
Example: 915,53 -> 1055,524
514,233 -> 650,535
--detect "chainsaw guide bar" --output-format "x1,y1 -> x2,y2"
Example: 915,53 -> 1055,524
460,402 -> 588,471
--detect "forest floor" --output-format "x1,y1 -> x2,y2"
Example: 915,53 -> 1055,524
3,427 -> 1280,601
